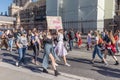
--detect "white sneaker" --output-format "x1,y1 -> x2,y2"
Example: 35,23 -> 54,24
104,63 -> 109,67
65,63 -> 71,67
16,62 -> 19,67
55,63 -> 59,66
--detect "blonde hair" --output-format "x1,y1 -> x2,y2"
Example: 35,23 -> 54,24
95,31 -> 100,38
108,31 -> 115,44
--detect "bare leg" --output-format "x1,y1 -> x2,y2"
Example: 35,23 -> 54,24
49,53 -> 56,70
63,56 -> 67,64
63,55 -> 70,66
112,55 -> 118,61
49,53 -> 60,76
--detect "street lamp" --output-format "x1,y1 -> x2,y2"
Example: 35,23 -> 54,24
30,11 -> 34,29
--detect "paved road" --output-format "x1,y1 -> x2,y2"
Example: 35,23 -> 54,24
0,47 -> 120,80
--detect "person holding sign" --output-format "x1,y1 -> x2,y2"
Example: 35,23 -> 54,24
42,30 -> 60,76
54,29 -> 71,67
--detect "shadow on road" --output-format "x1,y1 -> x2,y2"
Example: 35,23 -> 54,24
1,53 -> 18,66
67,57 -> 92,64
1,52 -> 44,74
23,65 -> 43,73
91,65 -> 120,78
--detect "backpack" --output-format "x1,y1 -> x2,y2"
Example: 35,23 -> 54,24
70,31 -> 75,39
64,32 -> 68,41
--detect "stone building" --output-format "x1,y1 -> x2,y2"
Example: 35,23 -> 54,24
9,0 -> 118,32
0,16 -> 16,30
9,0 -> 46,30
19,0 -> 46,29
114,0 -> 120,31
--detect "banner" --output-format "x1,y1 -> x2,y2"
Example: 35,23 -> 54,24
46,16 -> 63,30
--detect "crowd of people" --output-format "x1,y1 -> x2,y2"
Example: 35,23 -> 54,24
0,27 -> 120,76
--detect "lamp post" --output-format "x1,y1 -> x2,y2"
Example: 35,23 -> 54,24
81,18 -> 84,34
30,11 -> 34,29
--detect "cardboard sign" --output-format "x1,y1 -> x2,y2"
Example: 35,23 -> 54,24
46,16 -> 63,30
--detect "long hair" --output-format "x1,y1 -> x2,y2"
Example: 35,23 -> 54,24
95,30 -> 100,38
108,30 -> 115,44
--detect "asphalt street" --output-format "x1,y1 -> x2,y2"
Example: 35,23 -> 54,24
0,46 -> 120,80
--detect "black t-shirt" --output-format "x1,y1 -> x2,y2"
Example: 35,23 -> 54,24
45,38 -> 53,44
103,35 -> 111,43
8,34 -> 13,38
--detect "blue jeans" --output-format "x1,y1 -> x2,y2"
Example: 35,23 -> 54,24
69,40 -> 73,50
92,45 -> 103,60
18,47 -> 27,64
42,43 -> 59,69
8,39 -> 13,50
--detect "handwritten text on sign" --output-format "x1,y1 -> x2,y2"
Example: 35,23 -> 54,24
46,16 -> 63,29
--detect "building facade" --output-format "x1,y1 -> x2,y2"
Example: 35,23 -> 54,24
19,0 -> 46,29
13,0 -> 32,7
46,0 -> 115,33
0,16 -> 16,30
9,0 -> 46,29
114,0 -> 120,31
9,0 -> 117,32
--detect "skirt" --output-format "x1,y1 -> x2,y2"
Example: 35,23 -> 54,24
54,41 -> 68,56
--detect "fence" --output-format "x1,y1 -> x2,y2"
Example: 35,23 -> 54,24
63,20 -> 104,34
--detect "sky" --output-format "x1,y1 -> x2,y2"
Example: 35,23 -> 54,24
0,0 -> 12,14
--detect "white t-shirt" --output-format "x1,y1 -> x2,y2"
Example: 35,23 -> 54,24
17,36 -> 28,48
95,36 -> 99,44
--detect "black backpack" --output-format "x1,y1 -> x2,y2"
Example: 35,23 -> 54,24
64,32 -> 68,41
70,31 -> 75,39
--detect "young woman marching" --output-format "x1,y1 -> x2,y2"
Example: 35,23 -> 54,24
42,30 -> 60,76
7,30 -> 14,52
91,31 -> 108,65
87,31 -> 92,51
31,30 -> 41,65
16,32 -> 28,67
77,32 -> 82,48
104,30 -> 119,65
55,29 -> 71,67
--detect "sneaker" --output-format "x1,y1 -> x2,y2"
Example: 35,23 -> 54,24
35,61 -> 39,65
16,62 -> 19,67
104,63 -> 109,66
7,48 -> 9,51
65,63 -> 71,67
10,49 -> 12,52
43,69 -> 48,73
55,63 -> 59,66
31,59 -> 35,64
54,70 -> 60,76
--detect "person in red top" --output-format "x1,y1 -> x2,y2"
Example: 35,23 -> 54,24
77,32 -> 82,48
104,30 -> 119,65
75,31 -> 82,48
114,31 -> 119,53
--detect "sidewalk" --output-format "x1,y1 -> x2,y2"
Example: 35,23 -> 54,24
0,62 -> 94,80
